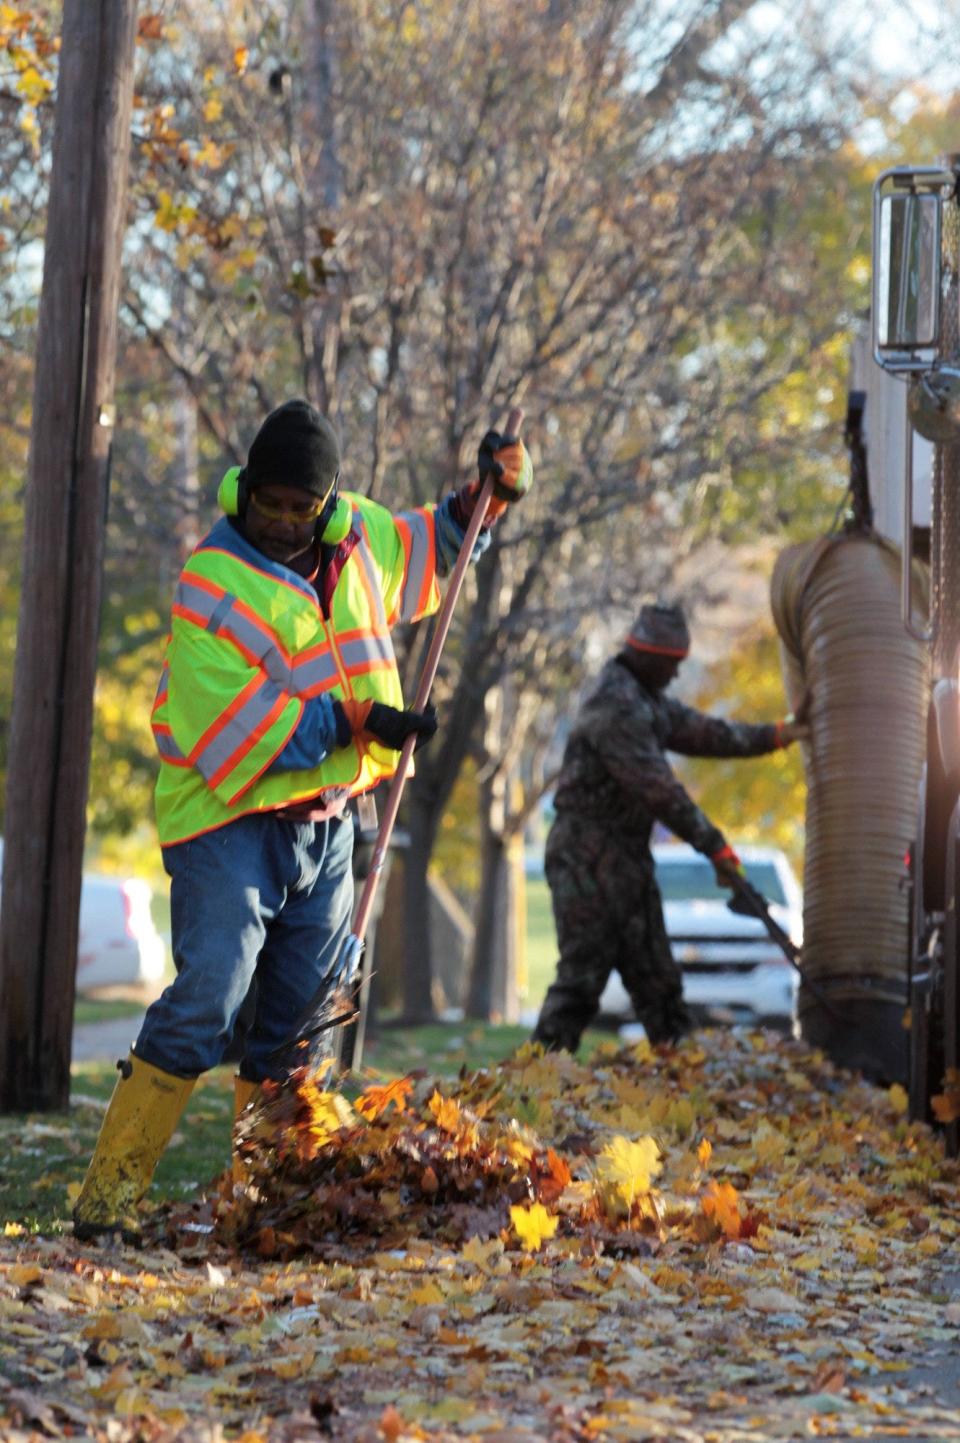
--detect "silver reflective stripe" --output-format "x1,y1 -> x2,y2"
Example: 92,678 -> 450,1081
155,728 -> 186,761
338,634 -> 393,669
175,578 -> 221,621
292,651 -> 341,693
193,678 -> 287,784
395,509 -> 432,622
175,578 -> 293,689
356,532 -> 388,629
221,608 -> 293,689
206,593 -> 234,633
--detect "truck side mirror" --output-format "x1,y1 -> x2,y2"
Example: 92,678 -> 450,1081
872,168 -> 954,374
877,192 -> 940,352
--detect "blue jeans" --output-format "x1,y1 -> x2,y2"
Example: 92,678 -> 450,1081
135,813 -> 354,1081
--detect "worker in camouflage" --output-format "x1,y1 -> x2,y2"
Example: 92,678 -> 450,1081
532,603 -> 808,1052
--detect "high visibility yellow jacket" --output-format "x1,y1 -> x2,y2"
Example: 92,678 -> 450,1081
151,494 -> 442,845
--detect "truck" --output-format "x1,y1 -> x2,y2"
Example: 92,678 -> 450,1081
871,156 -> 960,1151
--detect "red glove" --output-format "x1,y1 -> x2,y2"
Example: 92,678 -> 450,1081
710,844 -> 745,889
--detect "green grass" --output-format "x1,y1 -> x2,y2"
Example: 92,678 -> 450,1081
361,1020 -> 533,1076
73,997 -> 149,1025
522,875 -> 557,1010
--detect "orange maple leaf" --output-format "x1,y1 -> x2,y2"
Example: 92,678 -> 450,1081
536,1148 -> 573,1203
355,1075 -> 415,1121
137,13 -> 163,40
931,1093 -> 960,1123
379,1404 -> 404,1442
701,1180 -> 745,1240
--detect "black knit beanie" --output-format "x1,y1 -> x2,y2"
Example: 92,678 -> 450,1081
245,399 -> 341,498
627,603 -> 690,657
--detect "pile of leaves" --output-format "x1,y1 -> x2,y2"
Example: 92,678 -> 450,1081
205,1029 -> 952,1268
218,1069 -> 577,1255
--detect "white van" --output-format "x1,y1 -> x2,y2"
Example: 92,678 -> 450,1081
0,839 -> 166,994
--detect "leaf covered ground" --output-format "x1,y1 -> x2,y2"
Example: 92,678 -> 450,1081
2,1028 -> 960,1442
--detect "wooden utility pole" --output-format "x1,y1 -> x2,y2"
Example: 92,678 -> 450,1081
0,0 -> 139,1112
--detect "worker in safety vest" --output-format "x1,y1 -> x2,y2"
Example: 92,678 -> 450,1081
73,399 -> 533,1243
531,602 -> 807,1054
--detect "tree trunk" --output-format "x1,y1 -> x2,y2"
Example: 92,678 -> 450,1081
0,0 -> 139,1113
304,0 -> 342,414
467,766 -> 522,1023
401,791 -> 440,1022
173,368 -> 200,559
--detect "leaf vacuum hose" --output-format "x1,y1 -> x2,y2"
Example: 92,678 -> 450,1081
770,533 -> 930,1083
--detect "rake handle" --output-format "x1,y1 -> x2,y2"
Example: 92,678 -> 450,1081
351,406 -> 523,945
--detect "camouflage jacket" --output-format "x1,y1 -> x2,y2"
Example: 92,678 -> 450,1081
551,657 -> 779,854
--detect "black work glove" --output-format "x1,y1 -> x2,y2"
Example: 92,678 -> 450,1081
366,701 -> 438,751
333,699 -> 438,752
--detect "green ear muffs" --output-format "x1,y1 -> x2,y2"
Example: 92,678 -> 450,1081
219,465 -> 352,543
319,494 -> 352,544
217,465 -> 247,517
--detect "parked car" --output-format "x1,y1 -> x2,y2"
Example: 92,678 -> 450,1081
598,842 -> 803,1030
0,839 -> 167,994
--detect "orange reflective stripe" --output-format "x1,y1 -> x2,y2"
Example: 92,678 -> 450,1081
392,508 -> 437,622
188,671 -> 267,770
412,508 -> 436,618
214,691 -> 295,801
152,664 -> 169,717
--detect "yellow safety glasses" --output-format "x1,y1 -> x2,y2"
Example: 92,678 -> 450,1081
249,492 -> 328,524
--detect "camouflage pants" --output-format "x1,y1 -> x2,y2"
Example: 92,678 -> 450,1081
532,814 -> 691,1051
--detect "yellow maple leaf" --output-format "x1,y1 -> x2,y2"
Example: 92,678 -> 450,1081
751,1121 -> 788,1167
9,1264 -> 42,1287
16,65 -> 51,106
233,45 -> 249,75
697,1138 -> 713,1168
297,1081 -> 354,1156
595,1134 -> 662,1216
203,96 -> 223,123
428,1089 -> 463,1133
510,1202 -> 559,1252
665,1097 -> 695,1136
888,1083 -> 909,1116
272,1349 -> 315,1380
461,1236 -> 503,1271
409,1281 -> 444,1305
194,139 -> 223,169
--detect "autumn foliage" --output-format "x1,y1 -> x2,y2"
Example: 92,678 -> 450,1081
4,1027 -> 960,1442
202,1030 -> 947,1269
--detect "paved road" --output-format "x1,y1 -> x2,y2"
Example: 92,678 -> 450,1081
72,1014 -> 144,1063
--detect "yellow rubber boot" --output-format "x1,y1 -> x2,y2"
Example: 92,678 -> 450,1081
232,1075 -> 261,1185
73,1053 -> 195,1244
